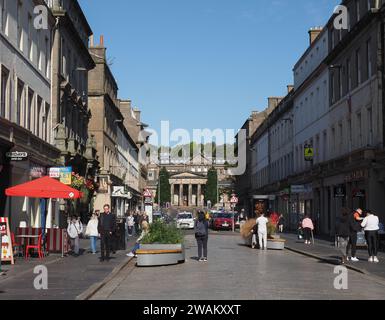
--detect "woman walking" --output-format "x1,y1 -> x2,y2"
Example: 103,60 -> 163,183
361,211 -> 380,263
302,215 -> 314,245
126,212 -> 135,238
195,211 -> 209,262
85,213 -> 99,254
126,221 -> 150,257
277,214 -> 285,233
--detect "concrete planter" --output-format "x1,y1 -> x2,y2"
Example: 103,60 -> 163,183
137,244 -> 185,267
267,239 -> 286,250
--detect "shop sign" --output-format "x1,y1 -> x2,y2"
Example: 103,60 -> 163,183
98,177 -> 109,193
59,167 -> 72,185
353,189 -> 366,198
345,170 -> 368,182
48,167 -> 61,178
291,185 -> 312,194
334,185 -> 346,198
30,166 -> 46,178
6,151 -> 28,161
112,186 -> 132,199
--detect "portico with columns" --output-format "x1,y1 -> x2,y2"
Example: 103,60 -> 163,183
169,173 -> 207,207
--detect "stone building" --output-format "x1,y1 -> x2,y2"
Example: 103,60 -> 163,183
0,0 -> 61,230
48,0 -> 98,180
88,36 -> 144,216
241,0 -> 385,236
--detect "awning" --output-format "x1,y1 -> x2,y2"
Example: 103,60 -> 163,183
5,176 -> 83,199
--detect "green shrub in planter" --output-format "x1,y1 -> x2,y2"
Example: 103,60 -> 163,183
141,220 -> 184,245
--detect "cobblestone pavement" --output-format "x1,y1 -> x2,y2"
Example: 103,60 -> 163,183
91,234 -> 385,300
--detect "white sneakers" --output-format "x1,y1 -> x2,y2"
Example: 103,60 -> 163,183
373,256 -> 379,263
368,257 -> 374,262
126,252 -> 135,257
350,257 -> 359,262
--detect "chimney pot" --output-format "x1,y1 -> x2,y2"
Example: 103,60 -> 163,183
100,35 -> 104,46
308,27 -> 322,45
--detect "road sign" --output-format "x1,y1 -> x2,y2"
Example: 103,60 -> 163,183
230,196 -> 238,204
304,145 -> 314,161
143,189 -> 153,198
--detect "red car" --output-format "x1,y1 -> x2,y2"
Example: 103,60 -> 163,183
211,212 -> 234,231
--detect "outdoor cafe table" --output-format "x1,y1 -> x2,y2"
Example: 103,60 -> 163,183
15,235 -> 39,257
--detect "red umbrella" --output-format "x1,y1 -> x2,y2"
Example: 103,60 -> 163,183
5,176 -> 83,199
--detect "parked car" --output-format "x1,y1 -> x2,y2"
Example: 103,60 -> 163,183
153,212 -> 163,221
176,212 -> 195,229
211,212 -> 234,231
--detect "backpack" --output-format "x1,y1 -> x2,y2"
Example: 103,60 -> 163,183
195,221 -> 207,237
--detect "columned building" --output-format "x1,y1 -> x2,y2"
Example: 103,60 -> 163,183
169,173 -> 207,207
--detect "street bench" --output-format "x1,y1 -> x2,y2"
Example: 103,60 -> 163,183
136,247 -> 185,267
136,249 -> 183,255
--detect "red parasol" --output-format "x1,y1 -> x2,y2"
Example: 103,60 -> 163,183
5,176 -> 83,199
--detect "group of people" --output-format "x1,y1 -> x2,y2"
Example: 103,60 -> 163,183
66,205 -> 150,262
336,208 -> 381,264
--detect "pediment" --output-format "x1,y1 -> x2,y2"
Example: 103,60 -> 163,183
170,172 -> 206,179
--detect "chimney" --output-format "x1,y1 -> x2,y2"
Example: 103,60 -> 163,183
287,85 -> 294,94
100,35 -> 104,47
133,108 -> 141,122
268,97 -> 282,110
308,27 -> 322,45
89,34 -> 94,47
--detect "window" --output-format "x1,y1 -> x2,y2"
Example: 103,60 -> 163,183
347,58 -> 352,91
338,67 -> 343,99
37,30 -> 42,70
28,14 -> 33,61
323,131 -> 328,161
0,66 -> 9,118
331,127 -> 336,155
17,1 -> 22,51
331,73 -> 335,104
367,108 -> 373,146
43,102 -> 50,142
357,113 -> 362,147
356,0 -> 361,21
338,122 -> 343,152
45,37 -> 50,78
356,49 -> 362,85
367,39 -> 372,79
27,89 -> 33,131
347,118 -> 352,152
37,96 -> 42,138
16,80 -> 24,125
0,0 -> 7,34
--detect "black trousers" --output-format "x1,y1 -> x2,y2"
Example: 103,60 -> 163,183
196,236 -> 208,258
365,230 -> 379,257
347,232 -> 357,257
101,232 -> 112,259
303,228 -> 312,241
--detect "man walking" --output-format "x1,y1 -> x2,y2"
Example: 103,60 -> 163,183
98,204 -> 116,262
256,212 -> 269,250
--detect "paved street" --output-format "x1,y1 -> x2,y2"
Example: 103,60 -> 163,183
89,233 -> 385,300
0,237 -> 137,300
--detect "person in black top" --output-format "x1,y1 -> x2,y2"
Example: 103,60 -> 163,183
195,211 -> 209,262
336,208 -> 356,265
98,204 -> 116,262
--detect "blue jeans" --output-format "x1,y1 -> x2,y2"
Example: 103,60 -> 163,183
90,236 -> 97,253
132,242 -> 140,253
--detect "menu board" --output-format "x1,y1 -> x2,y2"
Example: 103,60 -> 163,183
0,217 -> 14,265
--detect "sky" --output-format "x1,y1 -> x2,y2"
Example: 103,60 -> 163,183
79,0 -> 339,146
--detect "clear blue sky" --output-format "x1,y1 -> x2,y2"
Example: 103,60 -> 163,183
79,0 -> 339,145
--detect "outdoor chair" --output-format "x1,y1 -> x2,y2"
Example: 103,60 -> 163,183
11,232 -> 23,257
25,233 -> 44,260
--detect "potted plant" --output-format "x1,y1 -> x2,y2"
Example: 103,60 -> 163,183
137,220 -> 185,267
267,221 -> 286,250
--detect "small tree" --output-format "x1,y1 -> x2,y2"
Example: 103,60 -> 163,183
154,167 -> 171,206
205,167 -> 218,206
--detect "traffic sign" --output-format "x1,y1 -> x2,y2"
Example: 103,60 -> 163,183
304,145 -> 314,161
230,196 -> 238,204
143,189 -> 153,198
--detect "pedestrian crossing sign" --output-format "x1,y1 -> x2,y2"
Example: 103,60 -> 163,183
304,146 -> 314,161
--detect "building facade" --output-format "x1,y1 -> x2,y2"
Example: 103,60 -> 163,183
241,0 -> 385,236
0,0 -> 61,230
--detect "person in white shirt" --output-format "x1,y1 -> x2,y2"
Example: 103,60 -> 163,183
67,216 -> 83,256
85,213 -> 99,254
256,213 -> 269,250
126,213 -> 135,238
361,210 -> 380,263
